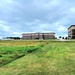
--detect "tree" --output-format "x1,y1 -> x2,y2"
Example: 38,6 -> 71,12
62,37 -> 64,39
59,36 -> 61,39
65,37 -> 68,39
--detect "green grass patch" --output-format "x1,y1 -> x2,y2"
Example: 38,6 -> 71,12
0,45 -> 41,67
0,41 -> 75,75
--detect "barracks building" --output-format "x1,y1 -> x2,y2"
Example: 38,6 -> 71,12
22,32 -> 55,40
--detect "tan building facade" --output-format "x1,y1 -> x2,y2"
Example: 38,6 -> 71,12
68,25 -> 75,39
22,33 -> 55,40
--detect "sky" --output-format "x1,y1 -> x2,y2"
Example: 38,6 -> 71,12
0,0 -> 75,38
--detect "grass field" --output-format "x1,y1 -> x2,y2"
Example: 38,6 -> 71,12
0,40 -> 46,67
0,40 -> 75,75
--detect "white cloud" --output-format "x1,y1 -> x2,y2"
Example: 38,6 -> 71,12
57,25 -> 67,32
13,32 -> 20,35
0,0 -> 75,38
0,0 -> 13,11
33,0 -> 61,9
0,20 -> 10,32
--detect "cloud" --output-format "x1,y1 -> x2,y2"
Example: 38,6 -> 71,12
0,20 -> 10,32
0,0 -> 75,38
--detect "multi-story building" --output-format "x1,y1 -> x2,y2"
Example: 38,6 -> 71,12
22,32 -> 55,40
68,25 -> 75,39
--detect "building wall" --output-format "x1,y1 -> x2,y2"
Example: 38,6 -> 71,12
22,33 -> 55,40
68,25 -> 75,39
43,33 -> 55,39
31,33 -> 39,39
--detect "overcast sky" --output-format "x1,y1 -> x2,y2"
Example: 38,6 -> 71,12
0,0 -> 75,38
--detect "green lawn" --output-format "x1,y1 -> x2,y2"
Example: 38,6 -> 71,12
0,40 -> 45,67
0,41 -> 75,75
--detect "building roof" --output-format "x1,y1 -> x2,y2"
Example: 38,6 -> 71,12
68,25 -> 75,29
22,32 -> 55,35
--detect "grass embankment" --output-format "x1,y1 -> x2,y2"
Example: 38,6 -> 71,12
0,41 -> 75,75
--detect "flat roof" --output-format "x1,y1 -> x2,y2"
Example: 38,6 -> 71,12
68,25 -> 75,29
22,32 -> 55,35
